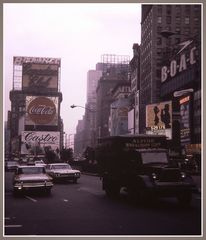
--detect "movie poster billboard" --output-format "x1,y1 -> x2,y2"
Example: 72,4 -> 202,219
146,101 -> 172,139
179,95 -> 191,144
21,131 -> 60,155
25,96 -> 58,126
22,63 -> 58,91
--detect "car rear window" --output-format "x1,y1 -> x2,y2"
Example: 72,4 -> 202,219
18,167 -> 45,174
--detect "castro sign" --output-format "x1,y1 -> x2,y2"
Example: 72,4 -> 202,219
27,96 -> 57,125
161,40 -> 197,83
21,131 -> 60,154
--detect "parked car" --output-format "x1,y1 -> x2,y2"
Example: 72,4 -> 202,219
45,163 -> 81,183
27,157 -> 35,166
35,160 -> 46,167
5,160 -> 19,171
13,165 -> 53,195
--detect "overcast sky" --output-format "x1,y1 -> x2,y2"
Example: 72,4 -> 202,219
3,3 -> 141,136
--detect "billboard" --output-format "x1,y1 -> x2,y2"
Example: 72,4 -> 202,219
22,63 -> 58,91
25,96 -> 58,126
13,56 -> 61,66
21,131 -> 60,155
179,95 -> 191,144
146,101 -> 172,139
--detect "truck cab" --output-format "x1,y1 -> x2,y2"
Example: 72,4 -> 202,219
96,135 -> 196,206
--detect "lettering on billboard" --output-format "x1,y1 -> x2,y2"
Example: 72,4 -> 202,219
14,56 -> 61,66
179,96 -> 191,144
22,63 -> 58,90
146,101 -> 172,139
21,131 -> 60,155
161,40 -> 197,83
26,96 -> 58,126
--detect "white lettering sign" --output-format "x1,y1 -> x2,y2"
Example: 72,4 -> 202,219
161,46 -> 197,82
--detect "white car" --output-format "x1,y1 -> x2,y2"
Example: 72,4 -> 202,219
45,163 -> 81,183
13,165 -> 53,195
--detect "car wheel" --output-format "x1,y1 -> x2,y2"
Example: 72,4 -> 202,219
104,182 -> 120,199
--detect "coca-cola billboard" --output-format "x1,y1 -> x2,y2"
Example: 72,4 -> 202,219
26,96 -> 58,126
21,131 -> 60,155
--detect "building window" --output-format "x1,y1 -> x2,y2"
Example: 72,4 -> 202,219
175,38 -> 180,44
166,16 -> 171,24
185,17 -> 190,24
185,5 -> 191,14
157,37 -> 162,45
157,16 -> 162,24
157,6 -> 162,14
166,5 -> 171,15
157,26 -> 162,33
175,5 -> 181,14
176,27 -> 181,34
176,16 -> 181,23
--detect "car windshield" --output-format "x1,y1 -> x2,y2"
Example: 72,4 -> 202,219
141,151 -> 168,164
7,161 -> 18,166
51,164 -> 71,170
35,161 -> 44,164
18,167 -> 45,174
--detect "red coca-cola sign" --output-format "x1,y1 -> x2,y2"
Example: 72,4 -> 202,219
27,97 -> 56,125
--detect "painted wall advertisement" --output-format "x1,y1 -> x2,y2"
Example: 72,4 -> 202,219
179,95 -> 191,144
25,96 -> 58,126
146,101 -> 172,139
21,131 -> 60,155
22,63 -> 58,90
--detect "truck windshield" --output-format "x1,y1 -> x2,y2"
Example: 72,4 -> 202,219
141,151 -> 168,164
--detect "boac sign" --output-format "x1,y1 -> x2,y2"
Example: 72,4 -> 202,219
161,40 -> 197,83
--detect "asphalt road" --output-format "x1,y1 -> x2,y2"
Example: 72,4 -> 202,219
4,172 -> 202,236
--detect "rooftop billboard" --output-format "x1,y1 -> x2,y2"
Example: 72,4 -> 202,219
22,63 -> 58,91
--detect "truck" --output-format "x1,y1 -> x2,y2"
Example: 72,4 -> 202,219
96,134 -> 196,205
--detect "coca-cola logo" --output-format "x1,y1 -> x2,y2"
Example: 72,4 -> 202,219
28,97 -> 56,124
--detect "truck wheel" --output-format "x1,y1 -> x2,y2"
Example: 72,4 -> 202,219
105,184 -> 120,198
177,192 -> 192,206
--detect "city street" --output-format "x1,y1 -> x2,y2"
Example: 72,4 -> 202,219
4,172 -> 201,236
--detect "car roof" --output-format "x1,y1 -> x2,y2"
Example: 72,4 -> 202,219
18,165 -> 44,169
48,163 -> 69,165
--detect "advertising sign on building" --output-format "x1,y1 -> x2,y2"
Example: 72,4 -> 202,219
21,131 -> 60,155
161,40 -> 197,83
25,96 -> 58,126
22,63 -> 58,91
146,101 -> 172,139
14,56 -> 61,66
179,95 -> 191,144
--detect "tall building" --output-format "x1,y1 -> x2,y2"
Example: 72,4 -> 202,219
140,4 -> 201,154
129,43 -> 141,134
85,69 -> 102,146
96,54 -> 130,139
